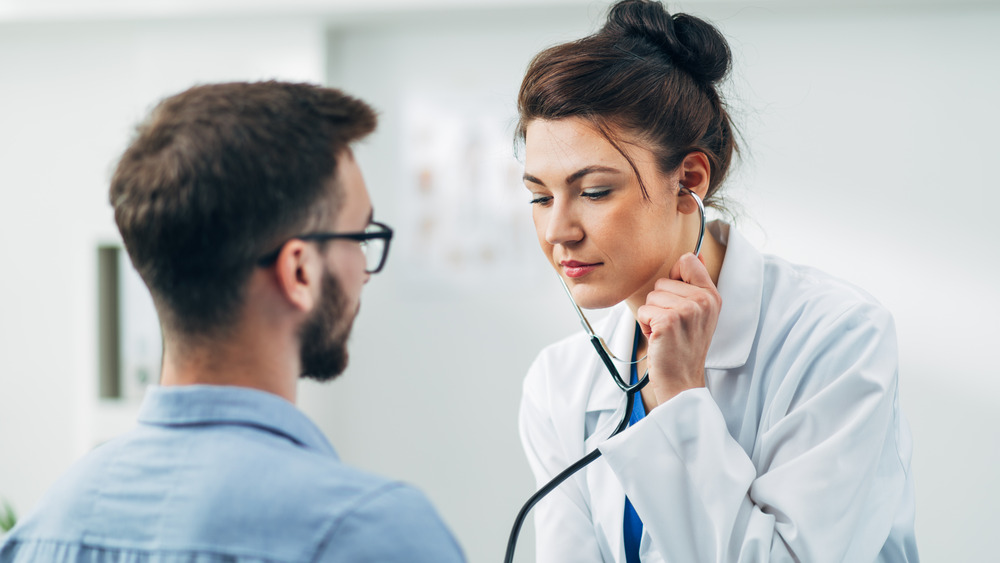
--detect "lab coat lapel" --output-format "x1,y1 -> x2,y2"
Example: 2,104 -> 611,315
581,305 -> 635,563
587,451 -> 627,563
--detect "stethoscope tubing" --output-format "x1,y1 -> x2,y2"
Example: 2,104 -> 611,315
503,373 -> 642,563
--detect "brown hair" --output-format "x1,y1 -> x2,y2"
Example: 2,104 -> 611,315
110,81 -> 376,336
516,0 -> 737,206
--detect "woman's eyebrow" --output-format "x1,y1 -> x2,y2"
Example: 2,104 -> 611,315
565,165 -> 622,185
523,165 -> 622,188
523,172 -> 545,186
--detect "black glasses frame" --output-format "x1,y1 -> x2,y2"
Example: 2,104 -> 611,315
256,220 -> 394,274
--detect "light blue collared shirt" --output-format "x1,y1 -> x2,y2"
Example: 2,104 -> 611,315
0,385 -> 465,562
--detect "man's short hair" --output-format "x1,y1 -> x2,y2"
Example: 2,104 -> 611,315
110,81 -> 377,336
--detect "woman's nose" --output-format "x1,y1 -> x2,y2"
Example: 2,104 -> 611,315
544,202 -> 584,246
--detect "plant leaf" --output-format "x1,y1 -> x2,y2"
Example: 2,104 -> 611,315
0,498 -> 16,532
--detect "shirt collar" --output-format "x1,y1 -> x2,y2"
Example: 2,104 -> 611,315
137,384 -> 337,457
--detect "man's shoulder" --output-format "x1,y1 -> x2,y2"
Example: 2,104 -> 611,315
312,481 -> 466,562
182,431 -> 467,561
5,424 -> 464,562
3,479 -> 464,563
171,432 -> 466,562
154,423 -> 420,531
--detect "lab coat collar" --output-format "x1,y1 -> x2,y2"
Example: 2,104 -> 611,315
582,302 -> 639,417
583,221 -> 763,415
704,221 -> 764,370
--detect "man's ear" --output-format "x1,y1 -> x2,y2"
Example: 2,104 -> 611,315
677,151 -> 711,215
273,240 -> 320,313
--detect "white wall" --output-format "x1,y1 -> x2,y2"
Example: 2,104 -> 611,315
1,2 -> 998,562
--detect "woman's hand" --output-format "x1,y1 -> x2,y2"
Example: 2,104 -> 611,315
636,253 -> 722,408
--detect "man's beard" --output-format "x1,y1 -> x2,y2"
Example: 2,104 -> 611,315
298,270 -> 355,382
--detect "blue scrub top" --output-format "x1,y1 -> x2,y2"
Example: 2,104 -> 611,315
623,324 -> 646,563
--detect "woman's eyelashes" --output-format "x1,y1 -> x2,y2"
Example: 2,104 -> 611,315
529,188 -> 612,206
581,187 -> 611,200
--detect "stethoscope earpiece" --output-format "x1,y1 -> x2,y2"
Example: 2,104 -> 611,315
682,186 -> 707,257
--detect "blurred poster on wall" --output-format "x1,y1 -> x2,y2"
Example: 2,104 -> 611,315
397,91 -> 548,294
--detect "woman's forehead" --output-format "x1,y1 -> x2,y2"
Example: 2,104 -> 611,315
524,118 -> 656,181
526,120 -> 625,169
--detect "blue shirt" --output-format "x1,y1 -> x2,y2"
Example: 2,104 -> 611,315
0,385 -> 466,562
622,325 -> 645,563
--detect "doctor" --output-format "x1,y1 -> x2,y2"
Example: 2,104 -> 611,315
514,1 -> 919,561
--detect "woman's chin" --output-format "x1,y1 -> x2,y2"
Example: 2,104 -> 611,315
570,286 -> 625,311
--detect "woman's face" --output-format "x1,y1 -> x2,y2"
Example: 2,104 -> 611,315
523,117 -> 697,310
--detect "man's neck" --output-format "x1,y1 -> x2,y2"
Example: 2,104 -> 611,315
159,329 -> 299,403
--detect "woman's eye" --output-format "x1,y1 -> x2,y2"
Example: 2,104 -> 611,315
581,188 -> 611,200
529,195 -> 553,206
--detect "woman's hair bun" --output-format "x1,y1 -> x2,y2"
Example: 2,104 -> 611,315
604,0 -> 731,85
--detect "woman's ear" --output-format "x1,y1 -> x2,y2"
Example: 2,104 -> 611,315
677,151 -> 711,214
273,240 -> 320,313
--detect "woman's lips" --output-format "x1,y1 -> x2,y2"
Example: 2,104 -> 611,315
561,260 -> 602,279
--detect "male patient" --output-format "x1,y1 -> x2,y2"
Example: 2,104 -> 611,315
0,81 -> 465,562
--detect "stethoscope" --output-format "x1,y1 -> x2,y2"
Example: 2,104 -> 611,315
503,186 -> 707,563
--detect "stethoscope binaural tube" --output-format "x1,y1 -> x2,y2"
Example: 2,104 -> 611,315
503,187 -> 708,562
554,187 -> 706,393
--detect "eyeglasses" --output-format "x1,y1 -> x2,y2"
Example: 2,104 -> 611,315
256,220 -> 394,274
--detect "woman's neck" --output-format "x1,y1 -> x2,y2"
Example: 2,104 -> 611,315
625,226 -> 726,320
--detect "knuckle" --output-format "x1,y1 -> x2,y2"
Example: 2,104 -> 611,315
636,304 -> 654,320
680,300 -> 700,317
697,288 -> 721,308
662,309 -> 681,325
707,287 -> 722,307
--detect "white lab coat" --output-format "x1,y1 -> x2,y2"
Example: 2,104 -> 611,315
519,222 -> 918,562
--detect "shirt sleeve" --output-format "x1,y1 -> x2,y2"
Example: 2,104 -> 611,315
599,303 -> 913,562
519,357 -> 607,562
314,482 -> 466,563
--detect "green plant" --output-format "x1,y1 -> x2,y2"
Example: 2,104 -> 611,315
0,498 -> 16,533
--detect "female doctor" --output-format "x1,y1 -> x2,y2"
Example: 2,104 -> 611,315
514,1 -> 919,561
